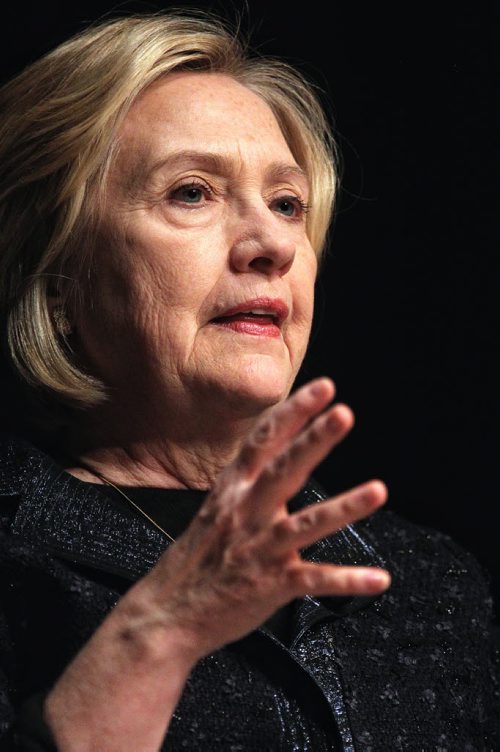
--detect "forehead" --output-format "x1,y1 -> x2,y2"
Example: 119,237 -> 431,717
115,71 -> 301,180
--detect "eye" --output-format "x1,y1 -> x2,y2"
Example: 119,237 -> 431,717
272,195 -> 310,219
168,180 -> 212,206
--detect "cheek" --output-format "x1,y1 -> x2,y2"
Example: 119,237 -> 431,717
293,252 -> 317,325
285,256 -> 316,368
100,217 -> 217,321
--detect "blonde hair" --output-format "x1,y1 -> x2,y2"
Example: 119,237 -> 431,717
0,12 -> 338,411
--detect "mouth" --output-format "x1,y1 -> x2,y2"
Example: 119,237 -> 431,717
210,298 -> 288,338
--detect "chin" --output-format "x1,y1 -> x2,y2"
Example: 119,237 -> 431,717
211,357 -> 295,415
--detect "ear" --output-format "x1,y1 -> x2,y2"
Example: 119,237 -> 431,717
47,296 -> 73,337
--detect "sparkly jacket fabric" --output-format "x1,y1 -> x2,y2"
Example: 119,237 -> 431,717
0,435 -> 498,751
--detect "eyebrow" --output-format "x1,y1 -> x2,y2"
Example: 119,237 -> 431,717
138,149 -> 309,188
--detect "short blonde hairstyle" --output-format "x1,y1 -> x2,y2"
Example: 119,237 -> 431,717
0,12 -> 338,411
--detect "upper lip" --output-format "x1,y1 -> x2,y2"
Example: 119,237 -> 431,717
211,297 -> 289,327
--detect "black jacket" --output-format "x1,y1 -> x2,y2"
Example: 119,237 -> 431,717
0,435 -> 498,751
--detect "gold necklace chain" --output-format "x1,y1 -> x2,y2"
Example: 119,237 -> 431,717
90,470 -> 176,544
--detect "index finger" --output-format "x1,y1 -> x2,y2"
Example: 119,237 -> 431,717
233,378 -> 335,480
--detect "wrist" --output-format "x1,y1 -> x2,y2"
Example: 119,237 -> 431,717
44,589 -> 198,752
113,579 -> 203,670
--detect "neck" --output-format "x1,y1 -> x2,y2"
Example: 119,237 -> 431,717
63,395 -> 269,489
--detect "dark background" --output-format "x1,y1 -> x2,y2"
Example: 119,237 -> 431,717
2,2 -> 499,610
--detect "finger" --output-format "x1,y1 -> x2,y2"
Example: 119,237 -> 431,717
286,560 -> 391,599
232,377 -> 335,480
248,402 -> 354,517
269,480 -> 387,555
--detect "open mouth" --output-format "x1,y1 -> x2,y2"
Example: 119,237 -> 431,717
212,310 -> 278,326
209,298 -> 288,337
211,313 -> 281,337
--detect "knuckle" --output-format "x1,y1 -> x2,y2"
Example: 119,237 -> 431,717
285,440 -> 302,465
196,504 -> 218,526
197,508 -> 240,546
285,564 -> 314,593
294,510 -> 316,533
340,570 -> 360,594
271,451 -> 290,478
197,489 -> 231,524
235,444 -> 254,471
306,424 -> 323,445
285,564 -> 304,590
313,507 -> 329,527
336,498 -> 351,517
214,508 -> 239,535
201,476 -> 229,511
249,417 -> 275,448
199,478 -> 249,525
222,541 -> 254,569
272,517 -> 294,542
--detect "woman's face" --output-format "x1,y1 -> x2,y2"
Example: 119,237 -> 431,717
76,72 -> 318,419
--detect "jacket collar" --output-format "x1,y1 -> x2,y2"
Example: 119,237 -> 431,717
1,434 -> 384,620
1,435 -> 168,580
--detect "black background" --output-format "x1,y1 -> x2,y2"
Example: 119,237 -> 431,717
2,2 -> 499,610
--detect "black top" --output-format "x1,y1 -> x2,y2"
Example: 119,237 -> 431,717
94,483 -> 208,539
93,482 -> 295,645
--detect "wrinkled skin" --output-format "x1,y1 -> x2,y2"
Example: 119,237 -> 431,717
45,72 -> 389,751
66,69 -> 390,663
127,377 -> 389,660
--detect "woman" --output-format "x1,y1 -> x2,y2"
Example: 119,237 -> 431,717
0,12 -> 498,751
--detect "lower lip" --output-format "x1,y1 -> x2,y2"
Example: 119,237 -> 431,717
211,319 -> 281,338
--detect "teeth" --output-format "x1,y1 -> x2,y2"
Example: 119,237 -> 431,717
214,308 -> 279,322
244,309 -> 275,316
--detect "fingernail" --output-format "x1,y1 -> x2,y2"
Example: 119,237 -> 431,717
326,412 -> 341,430
310,381 -> 326,397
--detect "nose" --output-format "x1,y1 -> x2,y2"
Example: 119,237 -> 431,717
228,204 -> 296,277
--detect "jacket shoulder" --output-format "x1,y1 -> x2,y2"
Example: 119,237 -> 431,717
0,433 -> 43,496
356,508 -> 496,620
334,509 -> 500,750
359,507 -> 488,571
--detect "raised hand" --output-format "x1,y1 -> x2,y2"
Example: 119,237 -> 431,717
137,377 -> 390,660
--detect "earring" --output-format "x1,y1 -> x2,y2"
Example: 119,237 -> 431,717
53,307 -> 72,336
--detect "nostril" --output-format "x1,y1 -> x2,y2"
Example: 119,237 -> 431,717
229,229 -> 296,275
249,256 -> 275,270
